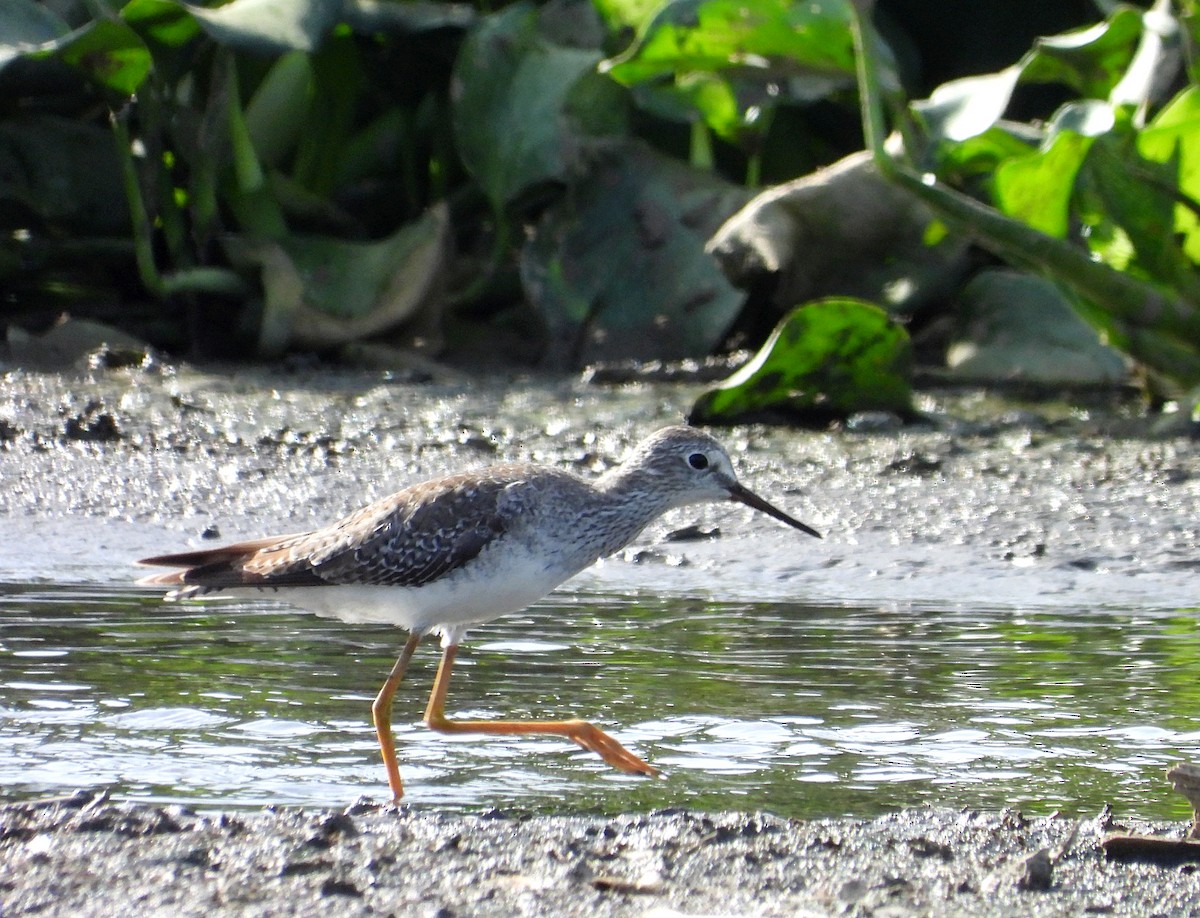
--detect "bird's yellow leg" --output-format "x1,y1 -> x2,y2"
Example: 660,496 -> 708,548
423,643 -> 659,776
372,633 -> 423,802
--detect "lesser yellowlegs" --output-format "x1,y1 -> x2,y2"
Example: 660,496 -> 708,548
137,426 -> 820,800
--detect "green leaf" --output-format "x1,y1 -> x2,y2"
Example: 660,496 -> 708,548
229,205 -> 450,357
217,53 -> 288,239
243,51 -> 314,169
915,66 -> 1022,144
293,37 -> 366,197
521,142 -> 748,368
0,0 -> 68,72
279,216 -> 442,323
565,68 -> 632,138
915,6 -> 1144,143
1080,129 -> 1200,297
1023,7 -> 1143,98
0,3 -> 155,94
1138,86 -> 1200,263
56,19 -> 153,95
226,58 -> 266,195
185,0 -> 341,54
933,126 -> 1037,181
452,4 -> 608,211
1147,82 -> 1200,130
691,298 -> 913,423
603,0 -> 856,87
122,0 -> 202,47
661,71 -> 782,147
993,128 -> 1093,238
600,0 -> 854,151
592,0 -> 664,33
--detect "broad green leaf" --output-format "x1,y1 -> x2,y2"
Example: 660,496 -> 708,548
934,126 -> 1037,181
660,71 -> 782,146
1147,83 -> 1200,129
1045,99 -> 1115,137
618,72 -> 774,148
1082,130 -> 1200,294
993,129 -> 1093,238
0,0 -> 182,94
54,19 -> 153,95
226,58 -> 266,195
681,73 -> 741,140
1023,7 -> 1143,98
603,0 -> 856,87
185,0 -> 341,54
521,142 -> 748,368
333,109 -> 407,188
916,66 -> 1022,144
121,0 -> 202,47
565,68 -> 632,138
452,3 -> 608,210
0,0 -> 68,72
217,54 -> 287,239
280,217 -> 442,322
1075,129 -> 1200,302
601,0 -> 854,148
244,52 -> 314,169
230,205 -> 450,357
592,0 -> 664,33
689,298 -> 913,423
916,6 -> 1144,143
1139,86 -> 1200,263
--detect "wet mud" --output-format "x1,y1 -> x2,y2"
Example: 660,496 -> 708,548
2,793 -> 1197,917
2,363 -> 1200,914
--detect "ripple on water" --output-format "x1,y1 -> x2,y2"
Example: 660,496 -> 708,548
0,585 -> 1198,818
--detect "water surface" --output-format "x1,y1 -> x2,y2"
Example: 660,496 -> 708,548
1,584 -> 1197,820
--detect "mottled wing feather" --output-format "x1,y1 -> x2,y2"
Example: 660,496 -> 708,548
274,474 -> 511,588
137,472 -> 515,593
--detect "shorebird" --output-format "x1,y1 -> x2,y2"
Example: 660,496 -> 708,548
137,426 -> 820,800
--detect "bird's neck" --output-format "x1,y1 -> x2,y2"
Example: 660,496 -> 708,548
590,467 -> 678,557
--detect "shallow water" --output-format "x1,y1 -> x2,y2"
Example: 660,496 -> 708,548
1,584 -> 1196,820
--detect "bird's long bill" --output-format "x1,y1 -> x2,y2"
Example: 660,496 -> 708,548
727,483 -> 821,538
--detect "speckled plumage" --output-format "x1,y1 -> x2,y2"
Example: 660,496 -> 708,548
137,426 -> 820,799
139,427 -> 814,631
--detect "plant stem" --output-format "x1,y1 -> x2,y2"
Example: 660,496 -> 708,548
111,108 -> 165,298
690,119 -> 714,171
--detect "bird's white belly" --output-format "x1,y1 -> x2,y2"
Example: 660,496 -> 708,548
226,551 -> 578,640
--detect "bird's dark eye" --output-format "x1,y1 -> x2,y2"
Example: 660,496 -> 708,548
687,452 -> 709,470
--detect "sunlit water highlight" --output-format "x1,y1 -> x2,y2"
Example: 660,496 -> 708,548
1,585 -> 1197,820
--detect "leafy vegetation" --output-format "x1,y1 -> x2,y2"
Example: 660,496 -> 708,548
6,0 -> 1200,415
2,0 -> 854,366
856,0 -> 1200,403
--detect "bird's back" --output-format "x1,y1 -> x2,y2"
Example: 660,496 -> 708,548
137,464 -> 608,595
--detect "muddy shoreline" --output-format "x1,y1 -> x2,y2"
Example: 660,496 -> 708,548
3,363 -> 1200,914
2,792 -> 1197,916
